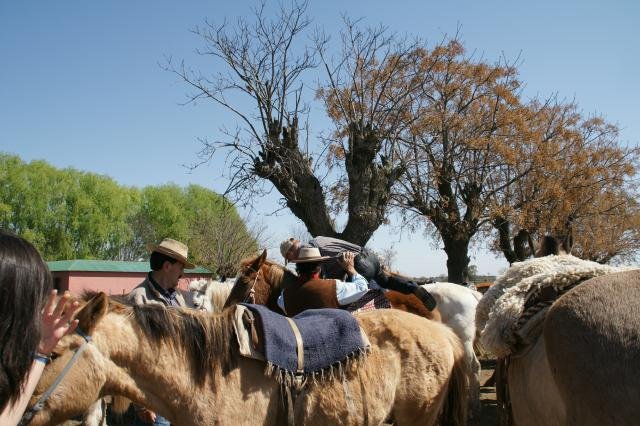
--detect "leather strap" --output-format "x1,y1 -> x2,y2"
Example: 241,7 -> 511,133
285,317 -> 304,374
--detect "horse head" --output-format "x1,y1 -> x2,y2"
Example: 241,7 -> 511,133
224,249 -> 297,313
535,233 -> 573,257
27,293 -> 112,426
223,249 -> 268,308
188,279 -> 215,311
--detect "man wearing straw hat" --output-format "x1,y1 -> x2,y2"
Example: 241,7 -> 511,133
128,238 -> 196,309
128,238 -> 196,425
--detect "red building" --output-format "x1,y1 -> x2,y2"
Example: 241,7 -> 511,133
47,259 -> 213,296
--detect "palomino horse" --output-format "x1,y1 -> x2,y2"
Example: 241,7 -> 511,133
193,275 -> 483,417
476,239 -> 640,425
27,292 -> 468,426
224,250 -> 441,321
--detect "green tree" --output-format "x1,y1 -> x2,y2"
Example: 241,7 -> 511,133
0,155 -> 256,269
0,154 -> 137,260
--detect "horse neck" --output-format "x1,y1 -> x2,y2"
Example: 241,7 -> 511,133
98,309 -> 231,416
257,263 -> 295,311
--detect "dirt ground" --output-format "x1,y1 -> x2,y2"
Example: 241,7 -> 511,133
468,358 -> 499,426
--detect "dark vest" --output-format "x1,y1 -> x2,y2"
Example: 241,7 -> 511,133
283,278 -> 338,317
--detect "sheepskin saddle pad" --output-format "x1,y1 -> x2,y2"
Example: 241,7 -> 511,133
476,255 -> 630,358
233,303 -> 370,384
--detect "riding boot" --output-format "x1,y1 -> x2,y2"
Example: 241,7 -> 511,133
412,285 -> 438,311
378,274 -> 438,311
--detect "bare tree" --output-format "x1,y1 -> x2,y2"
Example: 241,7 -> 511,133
166,2 -> 425,245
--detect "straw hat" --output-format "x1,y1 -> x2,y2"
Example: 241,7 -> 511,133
146,238 -> 195,269
289,247 -> 331,264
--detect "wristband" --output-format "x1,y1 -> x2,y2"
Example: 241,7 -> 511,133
34,351 -> 51,365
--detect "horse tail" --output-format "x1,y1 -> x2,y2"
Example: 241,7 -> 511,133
439,329 -> 469,426
110,395 -> 131,415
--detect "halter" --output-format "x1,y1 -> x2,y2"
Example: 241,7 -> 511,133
19,328 -> 93,426
241,267 -> 262,304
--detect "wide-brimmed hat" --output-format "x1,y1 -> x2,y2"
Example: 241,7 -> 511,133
289,247 -> 331,264
146,238 -> 195,269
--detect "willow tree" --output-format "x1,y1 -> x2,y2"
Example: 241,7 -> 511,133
0,154 -> 138,260
166,2 -> 433,245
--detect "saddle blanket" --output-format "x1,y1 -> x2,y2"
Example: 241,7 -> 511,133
236,303 -> 370,377
343,289 -> 391,312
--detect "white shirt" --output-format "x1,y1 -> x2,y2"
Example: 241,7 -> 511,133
276,272 -> 379,314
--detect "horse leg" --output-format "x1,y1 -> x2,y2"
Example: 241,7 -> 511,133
465,341 -> 481,418
82,399 -> 107,426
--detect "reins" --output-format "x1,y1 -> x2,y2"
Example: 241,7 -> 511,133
19,328 -> 93,426
242,267 -> 262,304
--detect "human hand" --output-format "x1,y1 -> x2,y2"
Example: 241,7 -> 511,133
337,251 -> 357,276
38,290 -> 80,355
136,408 -> 157,423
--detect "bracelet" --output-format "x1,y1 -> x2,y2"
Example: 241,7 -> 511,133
34,351 -> 51,365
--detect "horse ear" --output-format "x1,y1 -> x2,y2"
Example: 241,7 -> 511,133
259,249 -> 267,264
76,292 -> 109,335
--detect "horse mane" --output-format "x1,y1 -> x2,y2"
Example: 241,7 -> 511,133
82,291 -> 238,385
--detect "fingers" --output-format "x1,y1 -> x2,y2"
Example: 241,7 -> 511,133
64,319 -> 80,336
340,251 -> 355,262
52,291 -> 72,318
43,289 -> 58,315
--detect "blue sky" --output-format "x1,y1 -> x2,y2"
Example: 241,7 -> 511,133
1,0 -> 638,277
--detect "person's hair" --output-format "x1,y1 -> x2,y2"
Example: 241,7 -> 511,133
0,229 -> 52,411
295,261 -> 322,276
150,251 -> 178,271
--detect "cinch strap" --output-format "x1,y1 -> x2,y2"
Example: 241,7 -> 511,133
285,317 -> 304,374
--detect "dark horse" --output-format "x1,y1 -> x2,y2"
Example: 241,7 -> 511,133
224,250 -> 442,322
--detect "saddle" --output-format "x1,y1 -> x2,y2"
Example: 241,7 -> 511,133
513,280 -> 585,355
232,304 -> 371,426
232,304 -> 371,376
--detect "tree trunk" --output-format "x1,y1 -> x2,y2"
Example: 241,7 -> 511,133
441,236 -> 471,284
494,218 -> 520,264
339,124 -> 403,245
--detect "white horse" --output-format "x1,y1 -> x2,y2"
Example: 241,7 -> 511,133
421,282 -> 483,415
188,279 -> 236,312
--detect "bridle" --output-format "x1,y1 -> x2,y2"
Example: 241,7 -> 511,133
241,266 -> 262,304
19,328 -> 93,426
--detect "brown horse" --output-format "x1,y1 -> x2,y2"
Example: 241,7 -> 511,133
27,293 -> 467,426
477,239 -> 640,425
224,250 -> 441,321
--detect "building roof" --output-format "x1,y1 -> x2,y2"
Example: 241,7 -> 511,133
47,259 -> 211,274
